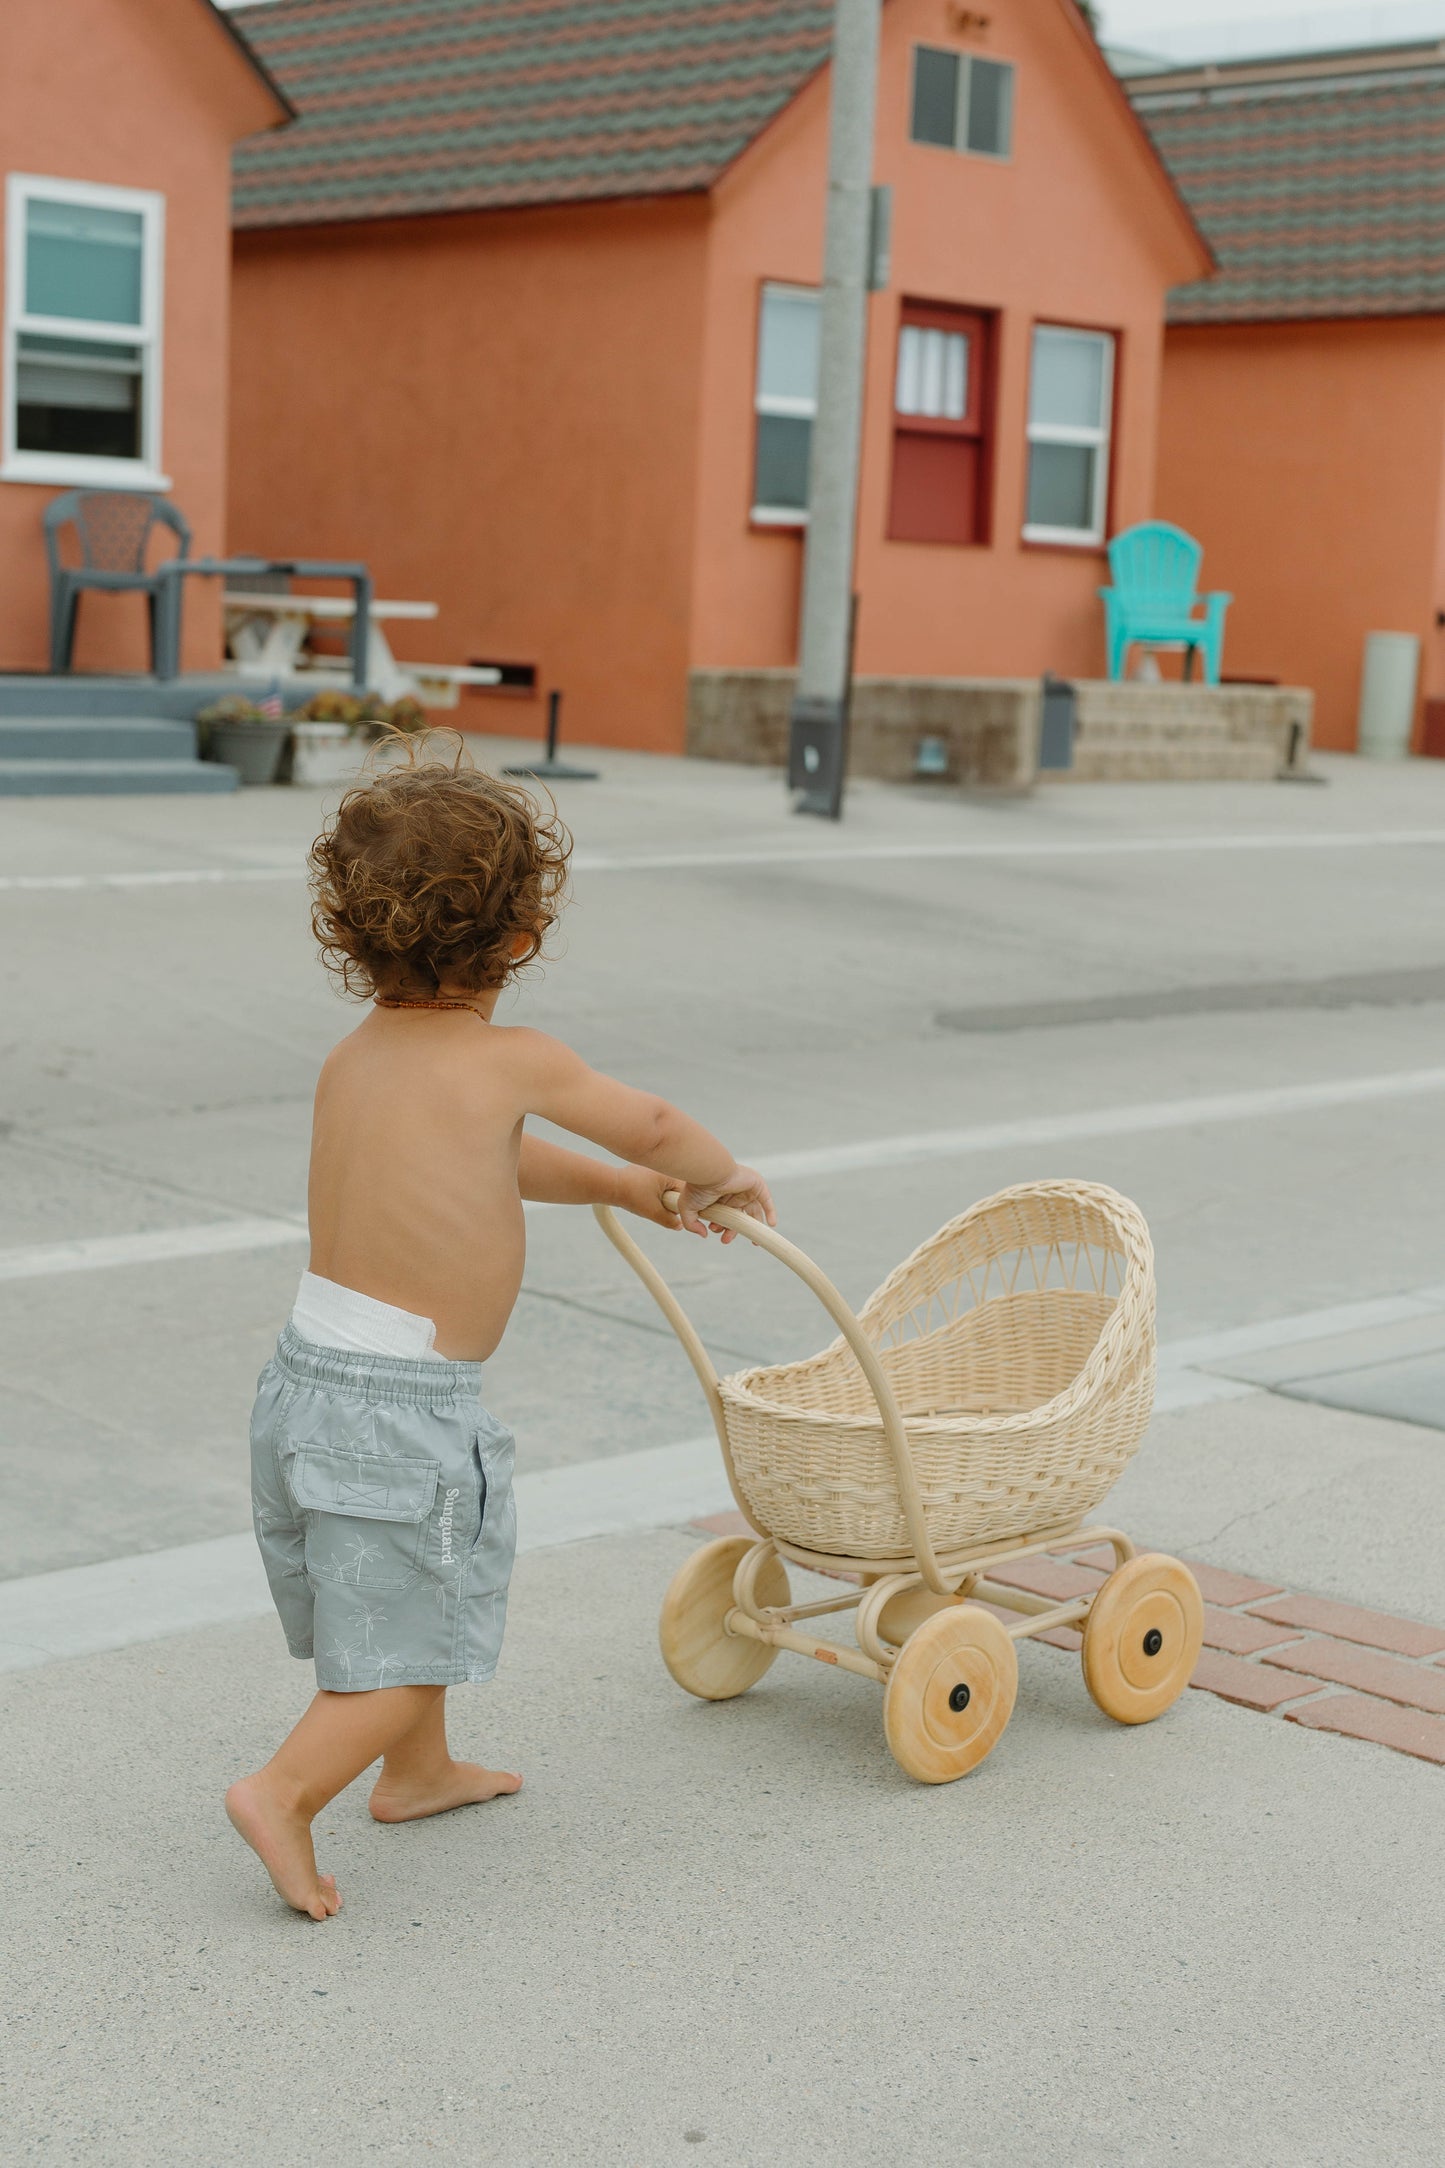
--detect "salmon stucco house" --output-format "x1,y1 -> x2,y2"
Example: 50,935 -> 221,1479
1138,41 -> 1445,753
0,0 -> 288,677
228,0 -> 1210,754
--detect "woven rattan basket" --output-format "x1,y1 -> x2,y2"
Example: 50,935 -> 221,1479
714,1180 -> 1155,1559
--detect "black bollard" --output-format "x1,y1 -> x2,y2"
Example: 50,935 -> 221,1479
503,690 -> 598,781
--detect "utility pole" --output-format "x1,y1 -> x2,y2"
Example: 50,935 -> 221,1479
788,0 -> 882,820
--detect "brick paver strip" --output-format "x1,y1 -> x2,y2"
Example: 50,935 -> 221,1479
1200,1607 -> 1304,1657
691,1510 -> 754,1540
987,1557 -> 1104,1601
1260,1635 -> 1445,1714
1070,1547 -> 1282,1607
1187,1648 -> 1326,1712
1285,1693 -> 1445,1765
1246,1592 -> 1445,1658
681,1518 -> 1445,1759
1178,1561 -> 1286,1608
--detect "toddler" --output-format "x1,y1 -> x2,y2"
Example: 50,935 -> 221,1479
226,746 -> 773,1919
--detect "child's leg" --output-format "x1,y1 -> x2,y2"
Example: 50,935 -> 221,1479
226,1683 -> 444,1919
368,1686 -> 523,1823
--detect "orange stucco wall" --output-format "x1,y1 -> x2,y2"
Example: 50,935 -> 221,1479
229,197 -> 710,752
688,0 -> 1205,683
0,0 -> 280,674
1158,316 -> 1445,750
227,0 -> 1199,750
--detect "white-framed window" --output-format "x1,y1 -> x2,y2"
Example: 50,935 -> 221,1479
1023,325 -> 1115,546
910,47 -> 1014,160
3,174 -> 167,489
752,282 -> 820,524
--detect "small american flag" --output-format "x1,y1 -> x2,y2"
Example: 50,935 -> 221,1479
258,688 -> 283,721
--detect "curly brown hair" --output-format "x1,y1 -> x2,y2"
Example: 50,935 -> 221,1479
307,738 -> 572,999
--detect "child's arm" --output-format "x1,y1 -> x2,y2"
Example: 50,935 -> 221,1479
518,1135 -> 680,1228
508,1030 -> 775,1235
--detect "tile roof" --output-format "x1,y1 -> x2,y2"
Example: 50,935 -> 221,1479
229,0 -> 835,228
1136,66 -> 1445,323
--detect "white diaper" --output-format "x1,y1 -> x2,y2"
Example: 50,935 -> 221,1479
290,1269 -> 448,1362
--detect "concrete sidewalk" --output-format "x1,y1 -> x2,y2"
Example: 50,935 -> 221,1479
4,745 -> 1445,2161
2,1523 -> 1440,2168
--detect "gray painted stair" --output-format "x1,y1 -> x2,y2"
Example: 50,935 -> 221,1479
0,715 -> 237,795
0,672 -> 312,719
0,716 -> 198,760
0,757 -> 237,796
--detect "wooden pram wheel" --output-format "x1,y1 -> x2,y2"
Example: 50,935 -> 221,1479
1082,1553 -> 1203,1725
659,1537 -> 789,1701
883,1604 -> 1018,1783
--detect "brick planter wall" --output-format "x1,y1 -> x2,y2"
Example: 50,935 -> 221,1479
685,670 -> 1314,786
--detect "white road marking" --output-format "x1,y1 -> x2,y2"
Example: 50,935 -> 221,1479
0,1435 -> 728,1673
0,865 -> 300,892
0,1216 -> 308,1282
8,1063 -> 1445,1284
572,829 -> 1445,876
7,1273 -> 1445,1674
761,1065 -> 1445,1181
5,826 -> 1445,893
1149,1287 -> 1445,1412
1156,1288 -> 1445,1372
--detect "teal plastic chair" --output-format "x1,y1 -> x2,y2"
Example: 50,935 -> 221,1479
1099,521 -> 1231,684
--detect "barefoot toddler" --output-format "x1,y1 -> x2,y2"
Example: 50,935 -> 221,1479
227,747 -> 773,1919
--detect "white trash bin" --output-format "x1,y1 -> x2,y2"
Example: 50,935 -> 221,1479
1356,631 -> 1420,759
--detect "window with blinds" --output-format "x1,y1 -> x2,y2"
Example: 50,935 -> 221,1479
4,176 -> 164,485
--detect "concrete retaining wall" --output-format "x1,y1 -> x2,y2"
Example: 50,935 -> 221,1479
686,671 -> 1314,786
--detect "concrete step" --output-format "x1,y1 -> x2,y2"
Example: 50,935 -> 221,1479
0,716 -> 199,761
0,673 -> 313,719
0,758 -> 238,796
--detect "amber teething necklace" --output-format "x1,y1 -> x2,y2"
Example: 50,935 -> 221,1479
374,996 -> 489,1020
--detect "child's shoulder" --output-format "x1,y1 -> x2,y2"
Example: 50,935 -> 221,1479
486,1022 -> 580,1078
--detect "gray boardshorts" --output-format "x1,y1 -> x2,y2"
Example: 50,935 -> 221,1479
250,1324 -> 517,1693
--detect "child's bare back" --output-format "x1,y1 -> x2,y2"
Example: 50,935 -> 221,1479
310,1006 -> 761,1361
227,745 -> 773,1920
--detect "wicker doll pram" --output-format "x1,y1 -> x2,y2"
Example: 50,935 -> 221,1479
595,1180 -> 1202,1784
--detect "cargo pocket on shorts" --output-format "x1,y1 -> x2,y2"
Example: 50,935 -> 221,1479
288,1442 -> 440,1591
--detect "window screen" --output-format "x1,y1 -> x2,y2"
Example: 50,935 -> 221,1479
966,59 -> 1013,157
24,200 -> 144,325
910,47 -> 960,148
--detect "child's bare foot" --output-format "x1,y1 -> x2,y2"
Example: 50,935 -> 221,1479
225,1774 -> 342,1921
368,1760 -> 523,1823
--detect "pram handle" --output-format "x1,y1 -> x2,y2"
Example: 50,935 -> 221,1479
591,1195 -> 948,1592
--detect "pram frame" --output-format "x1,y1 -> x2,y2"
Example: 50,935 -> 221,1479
593,1199 -> 1136,1640
595,1194 -> 1198,1779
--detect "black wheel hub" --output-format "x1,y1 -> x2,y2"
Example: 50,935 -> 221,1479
1142,1627 -> 1164,1657
948,1682 -> 972,1713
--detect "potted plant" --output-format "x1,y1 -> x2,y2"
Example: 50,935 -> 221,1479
288,692 -> 367,786
195,695 -> 291,787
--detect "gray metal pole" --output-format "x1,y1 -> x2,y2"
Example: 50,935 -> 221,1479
788,0 -> 882,818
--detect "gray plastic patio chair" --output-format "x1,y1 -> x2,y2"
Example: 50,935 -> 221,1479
44,489 -> 192,673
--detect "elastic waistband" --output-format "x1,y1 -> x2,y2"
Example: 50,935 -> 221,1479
274,1322 -> 483,1407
